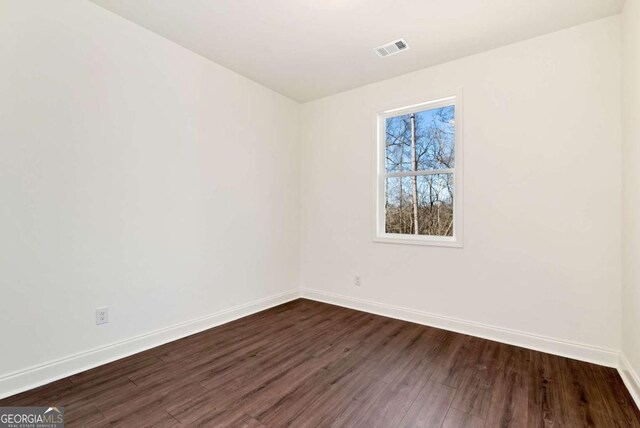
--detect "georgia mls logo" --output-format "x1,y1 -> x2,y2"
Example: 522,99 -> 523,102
0,406 -> 64,428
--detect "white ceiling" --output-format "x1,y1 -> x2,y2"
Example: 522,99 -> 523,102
90,0 -> 624,102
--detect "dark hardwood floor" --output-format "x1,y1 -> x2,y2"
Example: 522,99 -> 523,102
2,299 -> 639,427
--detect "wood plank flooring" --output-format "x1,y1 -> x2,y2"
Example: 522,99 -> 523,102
1,299 -> 639,427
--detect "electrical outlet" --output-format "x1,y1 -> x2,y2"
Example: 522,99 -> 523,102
354,275 -> 361,286
96,307 -> 109,325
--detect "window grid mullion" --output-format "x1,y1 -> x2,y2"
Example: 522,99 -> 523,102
384,168 -> 454,178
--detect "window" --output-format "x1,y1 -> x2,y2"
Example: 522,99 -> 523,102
375,95 -> 462,247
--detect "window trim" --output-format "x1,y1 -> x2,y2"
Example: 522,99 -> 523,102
373,92 -> 464,248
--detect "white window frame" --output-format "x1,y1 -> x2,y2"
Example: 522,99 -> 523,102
374,92 -> 463,247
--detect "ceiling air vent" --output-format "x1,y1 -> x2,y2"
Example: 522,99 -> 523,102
374,38 -> 410,58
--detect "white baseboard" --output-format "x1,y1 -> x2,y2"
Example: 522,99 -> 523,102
3,288 -> 633,407
300,288 -> 619,368
0,289 -> 299,400
619,353 -> 640,410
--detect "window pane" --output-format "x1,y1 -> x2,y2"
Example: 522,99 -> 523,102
385,176 -> 413,234
385,174 -> 454,236
385,105 -> 455,173
385,115 -> 412,173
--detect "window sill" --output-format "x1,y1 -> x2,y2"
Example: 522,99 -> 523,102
373,234 -> 463,248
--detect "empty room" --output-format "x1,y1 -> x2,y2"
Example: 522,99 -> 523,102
1,0 -> 640,426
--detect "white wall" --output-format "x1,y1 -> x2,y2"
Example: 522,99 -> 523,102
622,0 -> 640,398
0,0 -> 299,395
300,17 -> 622,361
